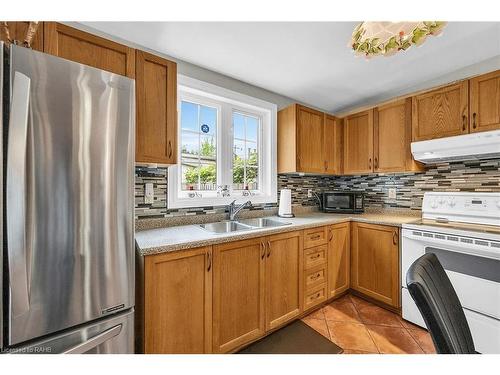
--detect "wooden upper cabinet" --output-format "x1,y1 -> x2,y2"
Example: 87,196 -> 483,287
374,98 -> 422,173
412,81 -> 469,141
144,247 -> 212,354
44,23 -> 135,77
0,21 -> 44,51
327,222 -> 350,299
350,222 -> 400,308
324,115 -> 343,174
212,238 -> 266,353
135,50 -> 177,164
343,109 -> 374,174
296,105 -> 325,173
265,231 -> 303,331
469,70 -> 500,133
278,104 -> 341,174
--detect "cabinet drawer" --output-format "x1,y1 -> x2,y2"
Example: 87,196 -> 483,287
304,227 -> 328,248
305,265 -> 327,290
304,284 -> 327,311
304,245 -> 327,269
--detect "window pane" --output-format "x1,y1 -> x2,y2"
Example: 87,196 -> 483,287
180,101 -> 218,191
246,167 -> 259,190
180,101 -> 198,132
233,113 -> 245,140
200,106 -> 217,136
232,112 -> 260,191
246,117 -> 259,142
246,141 -> 258,166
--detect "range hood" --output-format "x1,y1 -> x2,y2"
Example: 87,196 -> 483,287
411,130 -> 500,164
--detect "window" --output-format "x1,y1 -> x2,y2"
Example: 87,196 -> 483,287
168,75 -> 277,209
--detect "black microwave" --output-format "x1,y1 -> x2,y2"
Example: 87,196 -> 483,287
321,191 -> 364,213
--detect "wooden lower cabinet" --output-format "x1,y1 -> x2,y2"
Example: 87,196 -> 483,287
212,238 -> 266,353
350,222 -> 400,308
265,231 -> 303,330
327,222 -> 350,298
144,246 -> 212,354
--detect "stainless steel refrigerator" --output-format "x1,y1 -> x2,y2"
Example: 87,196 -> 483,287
1,43 -> 135,353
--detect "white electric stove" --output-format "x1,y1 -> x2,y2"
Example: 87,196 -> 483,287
401,192 -> 500,354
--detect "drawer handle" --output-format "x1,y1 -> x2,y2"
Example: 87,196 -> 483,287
310,235 -> 321,240
310,292 -> 321,300
310,272 -> 321,280
206,252 -> 212,272
310,253 -> 321,260
167,140 -> 173,159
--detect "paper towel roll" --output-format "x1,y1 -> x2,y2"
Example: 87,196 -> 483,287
278,189 -> 293,217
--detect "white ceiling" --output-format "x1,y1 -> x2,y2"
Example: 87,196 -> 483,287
82,22 -> 500,113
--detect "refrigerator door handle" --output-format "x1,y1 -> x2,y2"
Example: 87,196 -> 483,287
63,324 -> 123,354
6,71 -> 31,317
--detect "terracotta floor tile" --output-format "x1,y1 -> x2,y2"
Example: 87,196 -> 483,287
332,294 -> 353,305
326,321 -> 379,353
408,328 -> 436,354
366,325 -> 424,354
305,307 -> 325,320
323,300 -> 362,323
342,349 -> 379,354
301,318 -> 331,340
356,304 -> 403,327
399,316 -> 425,330
348,294 -> 373,309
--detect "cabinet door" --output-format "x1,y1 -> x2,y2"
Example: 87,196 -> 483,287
470,70 -> 500,133
343,110 -> 374,174
351,223 -> 400,308
213,238 -> 266,353
412,81 -> 468,141
44,23 -> 135,77
144,247 -> 212,353
265,231 -> 303,330
135,50 -> 177,164
374,99 -> 408,173
324,114 -> 343,174
327,222 -> 350,298
0,22 -> 44,51
296,105 -> 325,173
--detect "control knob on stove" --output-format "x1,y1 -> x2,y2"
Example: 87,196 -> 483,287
447,198 -> 456,207
431,200 -> 438,209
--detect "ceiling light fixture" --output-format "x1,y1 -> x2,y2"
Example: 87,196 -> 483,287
351,21 -> 447,58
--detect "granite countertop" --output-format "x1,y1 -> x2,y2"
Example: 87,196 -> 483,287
135,211 -> 420,256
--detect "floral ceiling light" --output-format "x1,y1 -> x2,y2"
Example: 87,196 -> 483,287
351,21 -> 447,58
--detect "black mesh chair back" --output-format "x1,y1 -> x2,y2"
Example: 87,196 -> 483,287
406,253 -> 476,354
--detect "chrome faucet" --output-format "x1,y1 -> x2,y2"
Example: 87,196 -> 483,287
228,200 -> 252,221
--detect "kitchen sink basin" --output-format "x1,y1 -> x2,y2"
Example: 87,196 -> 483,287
199,217 -> 291,234
199,221 -> 253,234
237,218 -> 291,228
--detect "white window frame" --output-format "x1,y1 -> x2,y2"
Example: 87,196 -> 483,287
168,75 -> 277,209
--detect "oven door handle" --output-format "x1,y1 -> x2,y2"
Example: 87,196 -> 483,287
402,231 -> 500,261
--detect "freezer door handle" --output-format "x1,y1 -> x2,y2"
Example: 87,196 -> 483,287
64,324 -> 123,354
6,71 -> 31,317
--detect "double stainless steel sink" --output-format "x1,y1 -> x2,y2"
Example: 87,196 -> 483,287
199,217 -> 291,234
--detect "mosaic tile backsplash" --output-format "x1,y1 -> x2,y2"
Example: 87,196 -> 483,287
135,158 -> 500,219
